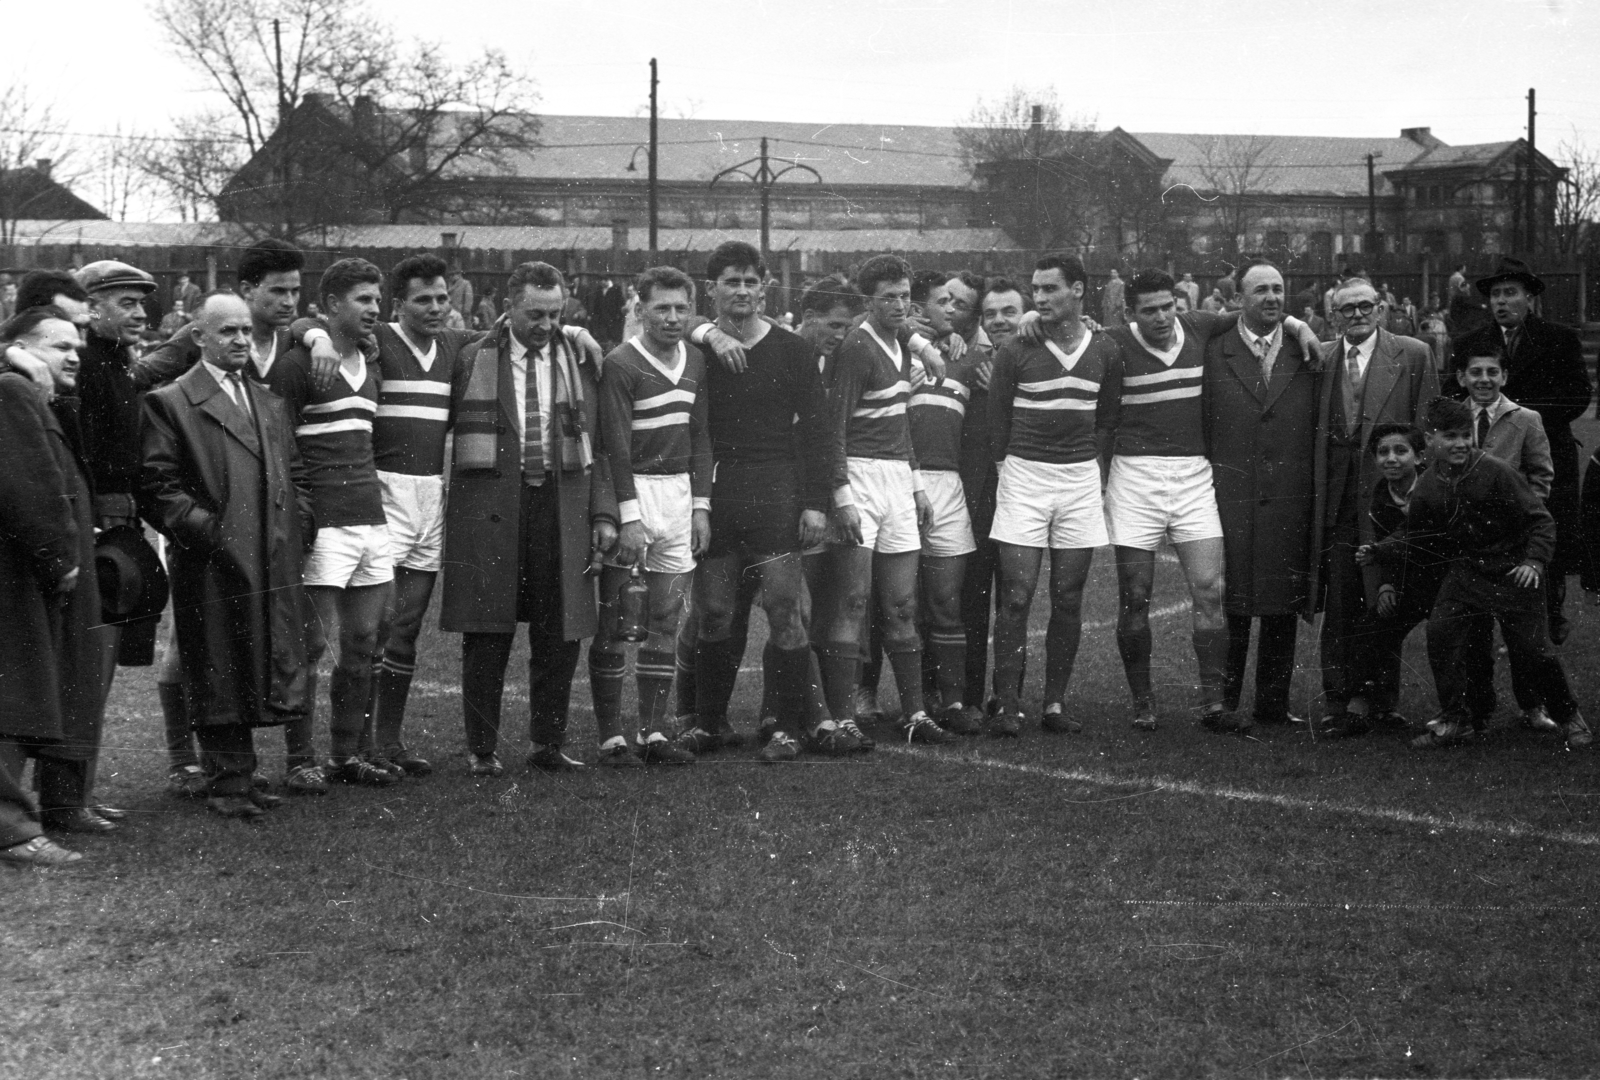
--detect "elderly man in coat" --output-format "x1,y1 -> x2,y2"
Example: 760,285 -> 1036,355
1204,262 -> 1320,729
1310,277 -> 1439,736
1453,257 -> 1593,645
139,295 -> 316,819
0,308 -> 105,865
441,261 -> 618,777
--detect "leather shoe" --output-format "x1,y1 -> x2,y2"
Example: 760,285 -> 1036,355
91,804 -> 129,821
206,795 -> 265,820
42,807 -> 120,834
246,790 -> 284,811
527,746 -> 586,772
1320,712 -> 1372,739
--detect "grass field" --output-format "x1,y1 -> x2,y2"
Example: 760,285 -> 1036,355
6,424 -> 1600,1079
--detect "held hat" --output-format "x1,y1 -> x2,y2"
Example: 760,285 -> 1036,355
1474,256 -> 1544,297
76,260 -> 157,297
94,525 -> 169,625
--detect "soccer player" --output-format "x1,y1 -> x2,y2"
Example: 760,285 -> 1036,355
272,258 -> 397,787
589,267 -> 712,767
672,243 -> 836,762
812,255 -> 950,745
987,255 -> 1119,736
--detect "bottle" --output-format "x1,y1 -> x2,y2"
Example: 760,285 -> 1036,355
616,566 -> 649,643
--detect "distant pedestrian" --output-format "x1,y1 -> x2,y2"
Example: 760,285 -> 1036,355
1101,269 -> 1125,327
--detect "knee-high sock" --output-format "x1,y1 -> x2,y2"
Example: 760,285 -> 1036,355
816,642 -> 860,724
636,648 -> 676,734
928,629 -> 966,709
759,640 -> 780,723
374,656 -> 416,751
158,681 -> 199,771
767,644 -> 813,734
360,657 -> 383,754
804,649 -> 831,729
694,638 -> 740,725
1193,628 -> 1230,710
589,649 -> 628,743
1118,621 -> 1153,707
329,667 -> 369,760
885,638 -> 926,718
673,615 -> 698,718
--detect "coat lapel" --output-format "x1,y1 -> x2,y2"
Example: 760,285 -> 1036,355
182,364 -> 262,459
1222,325 -> 1264,403
1262,335 -> 1305,411
1360,329 -> 1404,430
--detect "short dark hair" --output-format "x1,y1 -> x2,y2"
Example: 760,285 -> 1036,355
854,255 -> 913,299
1453,346 -> 1506,375
979,276 -> 1025,309
1232,257 -> 1279,289
910,269 -> 948,305
237,238 -> 305,286
635,265 -> 695,304
706,241 -> 765,284
1033,253 -> 1087,286
17,270 -> 86,310
800,274 -> 863,317
0,304 -> 71,343
1368,421 -> 1424,456
390,252 -> 449,300
320,258 -> 383,306
1423,396 -> 1473,433
946,270 -> 984,298
1126,268 -> 1177,308
506,261 -> 566,299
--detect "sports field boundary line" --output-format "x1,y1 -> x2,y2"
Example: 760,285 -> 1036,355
879,746 -> 1600,848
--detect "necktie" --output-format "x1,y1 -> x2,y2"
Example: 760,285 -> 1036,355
1342,342 -> 1362,436
1257,333 -> 1273,383
1476,407 -> 1490,448
226,371 -> 252,421
1504,327 -> 1520,361
523,348 -> 545,487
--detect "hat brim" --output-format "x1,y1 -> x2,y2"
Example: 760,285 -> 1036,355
1475,272 -> 1544,297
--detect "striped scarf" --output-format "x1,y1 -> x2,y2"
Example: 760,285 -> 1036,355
455,323 -> 592,473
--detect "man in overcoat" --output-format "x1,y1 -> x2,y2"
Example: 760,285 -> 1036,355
139,295 -> 316,819
1453,257 -> 1593,644
1310,278 -> 1439,735
441,261 -> 618,777
1204,263 -> 1320,728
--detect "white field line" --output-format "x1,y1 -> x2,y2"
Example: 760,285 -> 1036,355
877,747 -> 1600,849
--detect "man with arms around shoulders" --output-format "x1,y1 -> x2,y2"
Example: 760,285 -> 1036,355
1311,275 -> 1439,736
443,262 -> 616,778
1203,261 -> 1320,730
139,295 -> 316,818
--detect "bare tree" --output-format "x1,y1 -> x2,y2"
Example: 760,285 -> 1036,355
1553,132 -> 1600,255
148,0 -> 540,235
1189,135 -> 1277,261
91,125 -> 161,223
956,87 -> 1102,253
0,82 -> 82,244
135,113 -> 244,224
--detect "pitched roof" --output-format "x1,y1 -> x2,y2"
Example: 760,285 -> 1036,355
1129,132 -> 1427,198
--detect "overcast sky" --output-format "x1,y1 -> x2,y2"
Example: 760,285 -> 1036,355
10,0 -> 1598,218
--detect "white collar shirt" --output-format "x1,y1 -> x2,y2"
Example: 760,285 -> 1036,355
509,335 -> 556,465
1342,332 -> 1375,383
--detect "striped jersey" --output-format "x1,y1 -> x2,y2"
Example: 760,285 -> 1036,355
988,329 -> 1118,464
598,336 -> 712,517
908,354 -> 978,472
1103,310 -> 1223,458
371,324 -> 474,476
268,346 -> 385,528
830,322 -> 917,466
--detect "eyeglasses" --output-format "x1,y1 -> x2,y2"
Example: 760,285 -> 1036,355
1337,300 -> 1378,318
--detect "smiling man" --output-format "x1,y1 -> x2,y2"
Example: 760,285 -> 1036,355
1310,275 -> 1438,736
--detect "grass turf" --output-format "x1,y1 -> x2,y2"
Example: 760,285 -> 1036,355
6,424 -> 1600,1078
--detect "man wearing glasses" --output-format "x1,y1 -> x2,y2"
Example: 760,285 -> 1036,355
1311,277 -> 1438,737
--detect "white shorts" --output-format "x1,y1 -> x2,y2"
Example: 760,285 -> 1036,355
835,457 -> 920,555
378,471 -> 445,573
990,456 -> 1108,550
302,523 -> 395,588
919,470 -> 975,557
1104,455 -> 1223,551
614,472 -> 696,575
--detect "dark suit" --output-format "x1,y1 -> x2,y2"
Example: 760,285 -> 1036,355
1455,314 -> 1593,636
139,364 -> 315,795
1309,329 -> 1439,711
1204,323 -> 1319,722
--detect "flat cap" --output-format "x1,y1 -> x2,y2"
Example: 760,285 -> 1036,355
76,260 -> 157,296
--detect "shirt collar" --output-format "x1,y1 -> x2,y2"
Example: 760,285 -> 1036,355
1237,321 -> 1279,350
201,359 -> 240,390
1343,332 -> 1375,361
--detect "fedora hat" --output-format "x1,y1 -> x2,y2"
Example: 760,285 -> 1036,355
94,525 -> 169,625
1475,256 -> 1545,297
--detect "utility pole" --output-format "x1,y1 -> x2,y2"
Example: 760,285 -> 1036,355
1366,151 -> 1380,260
273,17 -> 290,236
1526,87 -> 1537,253
648,58 -> 658,256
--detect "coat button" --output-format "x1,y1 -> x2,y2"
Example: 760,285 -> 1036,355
490,513 -> 502,523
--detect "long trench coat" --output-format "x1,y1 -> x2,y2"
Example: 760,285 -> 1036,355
1203,326 -> 1320,617
138,364 -> 315,727
0,374 -> 105,746
440,330 -> 616,639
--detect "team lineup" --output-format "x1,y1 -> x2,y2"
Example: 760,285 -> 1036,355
0,237 -> 1592,864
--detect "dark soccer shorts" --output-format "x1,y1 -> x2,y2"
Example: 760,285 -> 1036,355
706,462 -> 801,559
